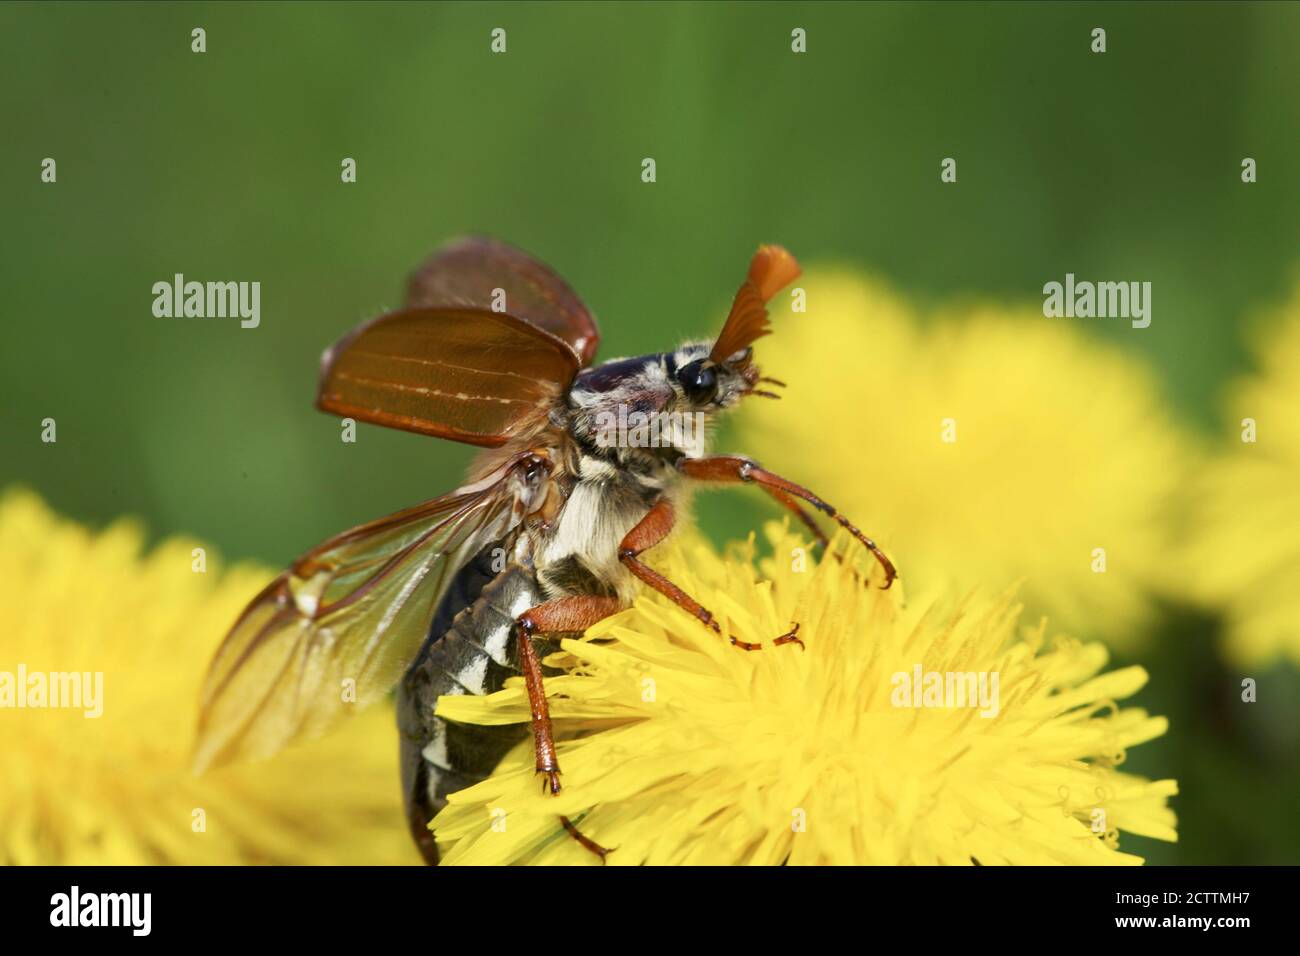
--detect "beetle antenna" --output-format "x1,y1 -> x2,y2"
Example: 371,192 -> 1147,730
710,246 -> 801,364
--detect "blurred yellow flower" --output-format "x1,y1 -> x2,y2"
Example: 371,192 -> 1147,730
0,488 -> 419,865
1183,284 -> 1300,667
731,272 -> 1193,650
431,525 -> 1177,865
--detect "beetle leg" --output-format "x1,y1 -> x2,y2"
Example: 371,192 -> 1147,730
756,483 -> 867,588
516,595 -> 623,794
560,815 -> 615,863
764,486 -> 830,552
679,456 -> 897,588
513,596 -> 623,863
618,498 -> 796,652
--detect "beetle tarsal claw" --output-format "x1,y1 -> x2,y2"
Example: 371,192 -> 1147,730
773,622 -> 805,650
538,769 -> 562,795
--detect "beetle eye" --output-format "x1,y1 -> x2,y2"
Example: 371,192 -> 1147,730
678,360 -> 718,404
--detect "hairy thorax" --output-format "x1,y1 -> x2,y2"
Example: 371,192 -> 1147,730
532,440 -> 690,605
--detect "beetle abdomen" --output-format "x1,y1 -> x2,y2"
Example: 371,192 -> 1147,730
397,557 -> 558,864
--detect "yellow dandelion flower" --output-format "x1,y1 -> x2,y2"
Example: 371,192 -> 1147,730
1183,284 -> 1300,667
0,488 -> 420,865
431,525 -> 1177,865
731,272 -> 1193,650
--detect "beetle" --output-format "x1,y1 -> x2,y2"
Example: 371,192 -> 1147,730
193,237 -> 895,863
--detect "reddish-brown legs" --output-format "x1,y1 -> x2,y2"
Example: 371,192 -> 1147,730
515,595 -> 622,862
516,595 -> 623,794
618,499 -> 802,651
679,456 -> 897,588
560,815 -> 614,863
765,485 -> 830,551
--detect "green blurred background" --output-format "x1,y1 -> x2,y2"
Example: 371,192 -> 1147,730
3,1 -> 1298,864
